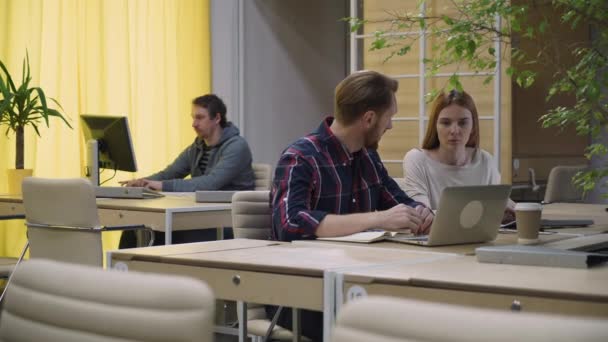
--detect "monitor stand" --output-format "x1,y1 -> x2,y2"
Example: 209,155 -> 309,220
85,139 -> 100,186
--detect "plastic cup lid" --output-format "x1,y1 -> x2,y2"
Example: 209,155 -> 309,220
515,202 -> 542,211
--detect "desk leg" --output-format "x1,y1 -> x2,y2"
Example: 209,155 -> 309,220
165,210 -> 173,245
237,301 -> 247,342
323,270 -> 338,342
292,308 -> 301,342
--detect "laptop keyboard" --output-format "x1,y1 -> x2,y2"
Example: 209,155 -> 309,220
391,234 -> 429,242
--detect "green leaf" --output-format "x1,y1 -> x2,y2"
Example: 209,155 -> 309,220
467,40 -> 477,56
371,37 -> 388,50
539,20 -> 548,33
449,74 -> 463,92
397,46 -> 412,56
0,59 -> 17,92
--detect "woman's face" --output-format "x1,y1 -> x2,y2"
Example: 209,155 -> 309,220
436,104 -> 473,150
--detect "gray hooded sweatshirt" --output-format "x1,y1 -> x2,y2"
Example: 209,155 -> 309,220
147,123 -> 255,192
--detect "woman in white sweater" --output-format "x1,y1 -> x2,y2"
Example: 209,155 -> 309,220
403,90 -> 514,218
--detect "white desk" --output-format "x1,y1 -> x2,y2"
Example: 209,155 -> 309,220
0,194 -> 232,244
109,239 -> 458,342
340,255 -> 608,318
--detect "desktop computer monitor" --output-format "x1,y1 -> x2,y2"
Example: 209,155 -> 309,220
80,115 -> 137,185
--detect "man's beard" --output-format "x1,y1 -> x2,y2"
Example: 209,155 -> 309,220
364,125 -> 381,150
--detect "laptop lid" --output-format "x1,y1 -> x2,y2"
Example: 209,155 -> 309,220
425,185 -> 511,246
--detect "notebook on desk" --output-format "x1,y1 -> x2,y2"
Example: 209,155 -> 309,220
318,230 -> 409,243
95,186 -> 164,199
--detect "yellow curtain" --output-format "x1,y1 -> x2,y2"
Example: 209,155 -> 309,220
0,0 -> 210,257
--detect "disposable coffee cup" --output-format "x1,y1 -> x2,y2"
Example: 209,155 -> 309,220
515,203 -> 542,244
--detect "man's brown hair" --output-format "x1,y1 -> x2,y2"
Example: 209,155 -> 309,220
334,70 -> 399,125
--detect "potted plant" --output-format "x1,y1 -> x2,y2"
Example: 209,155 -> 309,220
0,52 -> 72,194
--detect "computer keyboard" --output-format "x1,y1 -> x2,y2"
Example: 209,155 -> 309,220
95,186 -> 165,199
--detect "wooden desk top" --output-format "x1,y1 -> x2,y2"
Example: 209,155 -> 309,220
343,255 -> 608,302
113,239 -> 281,260
295,230 -> 578,256
0,194 -> 231,212
111,239 -> 457,277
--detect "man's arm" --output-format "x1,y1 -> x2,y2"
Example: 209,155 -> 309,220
271,152 -> 425,241
370,150 -> 433,234
161,137 -> 252,192
271,152 -> 326,241
120,146 -> 192,187
315,204 -> 423,237
147,146 -> 192,181
369,150 -> 421,210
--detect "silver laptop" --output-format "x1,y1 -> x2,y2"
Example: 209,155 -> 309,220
389,185 -> 511,246
195,190 -> 237,203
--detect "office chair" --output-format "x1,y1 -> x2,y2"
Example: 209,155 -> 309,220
0,259 -> 214,342
0,215 -> 25,284
0,258 -> 18,289
543,165 -> 587,203
231,190 -> 305,341
252,163 -> 273,190
0,260 -> 14,278
331,296 -> 608,342
0,177 -> 153,303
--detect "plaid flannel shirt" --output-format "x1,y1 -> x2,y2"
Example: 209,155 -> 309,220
271,117 -> 422,241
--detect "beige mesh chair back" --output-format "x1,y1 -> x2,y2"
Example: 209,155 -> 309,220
22,177 -> 104,267
252,163 -> 273,190
21,177 -> 152,267
230,190 -> 305,340
0,259 -> 214,342
543,165 -> 586,203
231,190 -> 272,240
332,296 -> 608,342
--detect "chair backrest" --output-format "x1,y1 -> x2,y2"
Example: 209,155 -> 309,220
231,190 -> 271,239
22,177 -> 103,267
252,163 -> 273,190
332,296 -> 608,342
543,165 -> 586,203
0,259 -> 214,342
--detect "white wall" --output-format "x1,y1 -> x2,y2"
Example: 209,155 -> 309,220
211,0 -> 348,167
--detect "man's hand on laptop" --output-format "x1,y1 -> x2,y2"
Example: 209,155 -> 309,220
379,204 -> 423,232
142,180 -> 163,191
119,178 -> 147,187
414,205 -> 433,235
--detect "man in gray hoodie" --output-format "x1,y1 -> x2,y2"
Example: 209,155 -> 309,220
121,94 -> 255,192
120,94 -> 254,245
